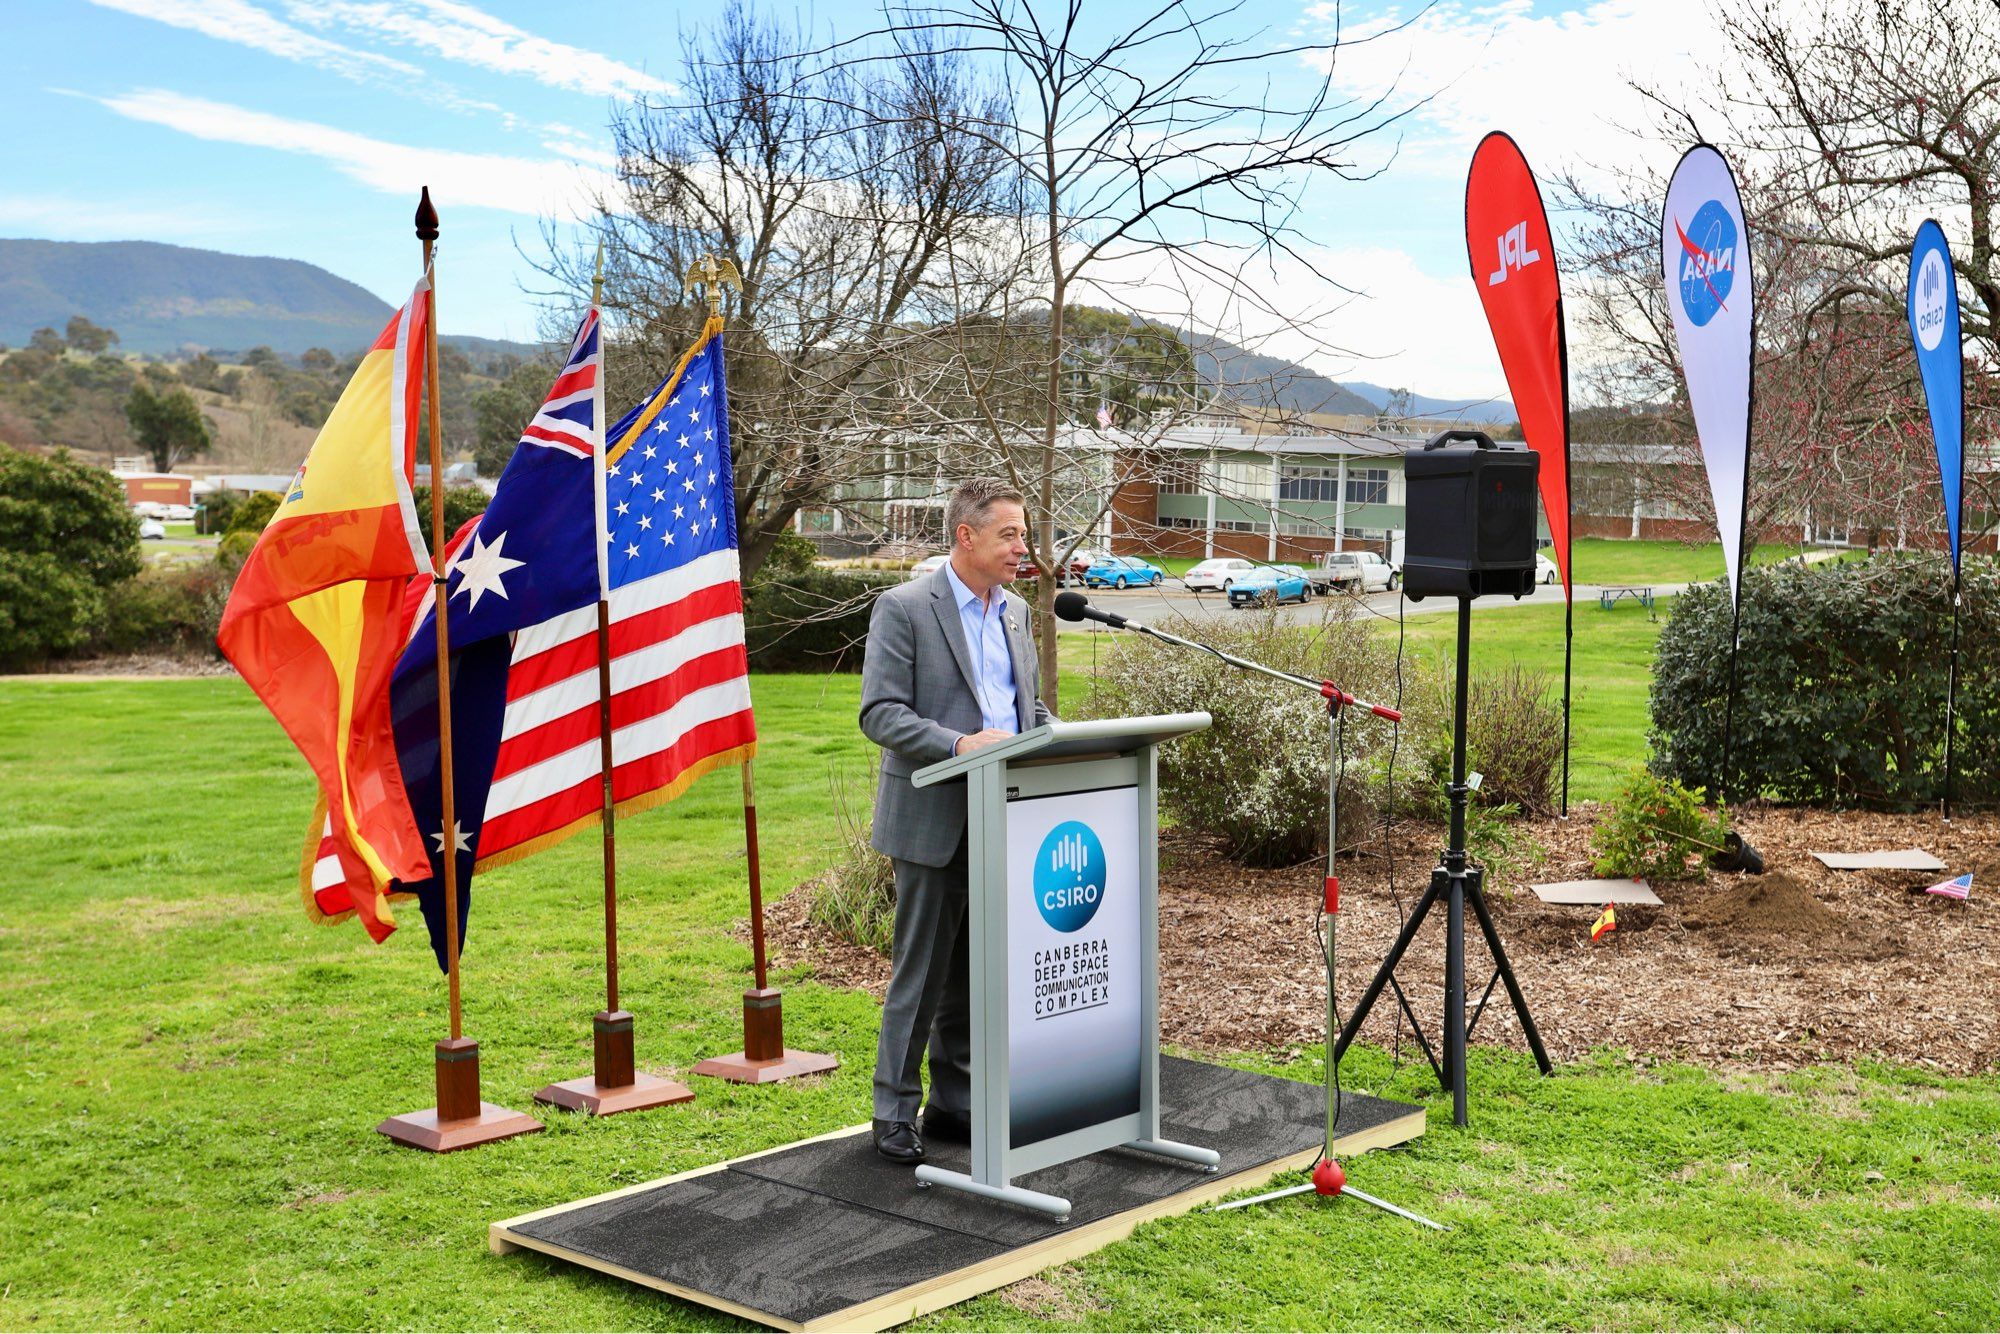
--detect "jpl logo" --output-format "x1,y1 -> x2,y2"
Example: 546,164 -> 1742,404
1034,821 -> 1106,933
1673,200 -> 1737,327
1486,221 -> 1542,286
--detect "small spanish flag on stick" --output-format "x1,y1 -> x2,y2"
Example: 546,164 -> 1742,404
1590,903 -> 1617,942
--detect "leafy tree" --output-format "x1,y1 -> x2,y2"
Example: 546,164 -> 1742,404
28,328 -> 63,355
242,346 -> 284,374
470,362 -> 554,478
0,447 -> 142,668
299,347 -> 336,374
125,381 -> 213,472
63,316 -> 118,355
179,353 -> 223,391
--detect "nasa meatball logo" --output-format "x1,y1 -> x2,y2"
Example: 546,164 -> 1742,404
1034,821 -> 1106,933
1914,249 -> 1950,353
1673,199 -> 1738,328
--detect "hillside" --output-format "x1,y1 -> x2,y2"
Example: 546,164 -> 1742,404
1343,380 -> 1517,425
1178,328 -> 1378,416
0,239 -> 397,355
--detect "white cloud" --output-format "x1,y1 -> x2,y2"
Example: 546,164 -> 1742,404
93,88 -> 613,220
1071,240 -> 1517,399
283,0 -> 673,97
82,0 -> 422,81
1305,0 -> 1740,184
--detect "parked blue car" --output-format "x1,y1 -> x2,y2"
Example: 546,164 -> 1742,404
1082,556 -> 1166,589
1227,563 -> 1312,608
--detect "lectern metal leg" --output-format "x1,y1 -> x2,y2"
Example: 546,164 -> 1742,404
913,1166 -> 1071,1220
1126,1137 -> 1222,1171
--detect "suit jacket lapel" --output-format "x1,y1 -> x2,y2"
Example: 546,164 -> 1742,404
1002,590 -> 1034,731
928,566 -> 981,703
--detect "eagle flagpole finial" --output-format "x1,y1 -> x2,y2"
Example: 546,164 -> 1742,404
685,254 -> 742,318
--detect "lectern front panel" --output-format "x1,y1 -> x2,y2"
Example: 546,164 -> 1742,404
1003,785 -> 1143,1150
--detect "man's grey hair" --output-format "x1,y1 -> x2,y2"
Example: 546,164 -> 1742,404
945,477 -> 1025,543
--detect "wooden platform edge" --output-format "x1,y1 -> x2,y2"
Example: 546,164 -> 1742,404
488,1106 -> 1426,1333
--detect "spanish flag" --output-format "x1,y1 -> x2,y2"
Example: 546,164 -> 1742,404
1590,903 -> 1617,942
219,273 -> 435,942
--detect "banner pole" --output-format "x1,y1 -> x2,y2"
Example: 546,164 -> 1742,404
1560,590 -> 1573,817
1719,605 -> 1743,809
1943,582 -> 1960,824
378,187 -> 543,1151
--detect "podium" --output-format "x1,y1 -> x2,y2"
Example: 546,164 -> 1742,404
909,714 -> 1221,1220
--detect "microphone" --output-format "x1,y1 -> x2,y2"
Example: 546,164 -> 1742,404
1054,590 -> 1139,630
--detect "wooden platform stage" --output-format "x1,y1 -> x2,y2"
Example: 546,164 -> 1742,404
490,1056 -> 1425,1331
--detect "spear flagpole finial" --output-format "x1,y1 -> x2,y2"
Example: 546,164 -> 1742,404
684,254 -> 742,318
591,241 -> 605,308
414,186 -> 439,243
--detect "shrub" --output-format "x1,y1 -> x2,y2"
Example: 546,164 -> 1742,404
743,569 -> 896,672
761,529 -> 819,577
1651,554 -> 1997,808
1085,601 -> 1408,866
0,447 -> 141,667
1410,662 -> 1564,818
225,490 -> 282,536
1591,769 -> 1728,881
807,759 -> 896,952
94,559 -> 236,657
194,490 -> 240,535
410,484 -> 489,538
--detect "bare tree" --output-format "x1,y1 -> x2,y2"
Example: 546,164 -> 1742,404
1561,0 -> 2000,554
804,0 -> 1415,706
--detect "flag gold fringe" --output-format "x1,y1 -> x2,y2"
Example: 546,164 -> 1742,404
297,795 -> 417,928
474,739 -> 758,874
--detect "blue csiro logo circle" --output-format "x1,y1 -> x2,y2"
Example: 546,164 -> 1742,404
1034,821 -> 1106,933
1914,249 -> 1950,352
1674,199 -> 1738,327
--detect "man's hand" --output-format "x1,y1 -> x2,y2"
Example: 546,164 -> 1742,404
954,728 -> 1012,756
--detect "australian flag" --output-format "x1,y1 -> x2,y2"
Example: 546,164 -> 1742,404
389,308 -> 604,971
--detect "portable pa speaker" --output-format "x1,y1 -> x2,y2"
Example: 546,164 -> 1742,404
1401,430 -> 1540,600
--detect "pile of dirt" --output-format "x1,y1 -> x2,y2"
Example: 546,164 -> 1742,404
765,806 -> 2000,1074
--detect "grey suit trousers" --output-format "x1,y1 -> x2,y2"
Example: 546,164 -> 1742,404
873,839 -> 973,1120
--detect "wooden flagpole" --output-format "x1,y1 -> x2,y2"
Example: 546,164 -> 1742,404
689,255 -> 836,1085
537,248 -> 693,1115
378,187 -> 542,1151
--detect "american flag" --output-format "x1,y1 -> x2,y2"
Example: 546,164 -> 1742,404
474,316 -> 756,867
1925,873 -> 1972,902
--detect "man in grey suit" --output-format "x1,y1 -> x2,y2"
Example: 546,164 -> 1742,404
859,477 -> 1053,1163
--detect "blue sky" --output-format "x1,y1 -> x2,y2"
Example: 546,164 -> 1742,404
6,0 -> 1727,396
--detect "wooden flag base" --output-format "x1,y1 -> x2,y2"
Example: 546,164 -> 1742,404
378,1037 -> 544,1152
534,1011 -> 694,1116
694,988 -> 839,1084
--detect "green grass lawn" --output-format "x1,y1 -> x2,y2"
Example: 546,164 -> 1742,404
4,676 -> 1997,1330
1570,537 -> 1808,587
1393,599 -> 1667,804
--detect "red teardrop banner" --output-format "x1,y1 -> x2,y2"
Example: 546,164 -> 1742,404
1464,131 -> 1570,592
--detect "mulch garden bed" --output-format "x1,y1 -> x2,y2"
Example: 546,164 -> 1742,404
767,807 -> 2000,1074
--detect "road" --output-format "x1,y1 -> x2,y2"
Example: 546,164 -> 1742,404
1050,576 -> 1697,633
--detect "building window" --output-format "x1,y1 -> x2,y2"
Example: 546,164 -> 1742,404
1156,459 -> 1205,495
1279,465 -> 1341,503
1345,467 -> 1389,505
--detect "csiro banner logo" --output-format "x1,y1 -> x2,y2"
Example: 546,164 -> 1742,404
1673,199 -> 1737,327
1034,821 -> 1106,933
1914,249 -> 1950,352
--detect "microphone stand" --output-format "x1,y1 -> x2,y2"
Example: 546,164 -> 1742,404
1057,597 -> 1439,1228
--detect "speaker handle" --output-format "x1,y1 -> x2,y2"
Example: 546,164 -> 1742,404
1423,428 -> 1499,451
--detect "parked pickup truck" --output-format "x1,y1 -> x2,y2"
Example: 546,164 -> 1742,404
1309,549 -> 1401,595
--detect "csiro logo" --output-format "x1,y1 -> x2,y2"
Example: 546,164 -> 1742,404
1034,821 -> 1106,933
1673,200 -> 1737,327
1914,249 -> 1950,353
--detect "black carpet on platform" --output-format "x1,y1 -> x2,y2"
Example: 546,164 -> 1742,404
509,1056 -> 1413,1326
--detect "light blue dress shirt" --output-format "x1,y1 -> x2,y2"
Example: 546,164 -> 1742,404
943,559 -> 1019,741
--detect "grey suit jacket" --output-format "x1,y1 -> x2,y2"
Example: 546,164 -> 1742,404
859,564 -> 1054,867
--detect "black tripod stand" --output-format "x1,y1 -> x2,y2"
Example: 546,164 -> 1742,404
1333,597 -> 1552,1125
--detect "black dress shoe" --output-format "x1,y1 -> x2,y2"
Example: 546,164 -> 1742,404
872,1118 -> 924,1164
920,1105 -> 971,1142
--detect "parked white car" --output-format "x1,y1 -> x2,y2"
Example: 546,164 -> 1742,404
161,504 -> 196,521
138,518 -> 167,540
1181,557 -> 1256,591
1534,552 -> 1559,585
907,553 -> 948,581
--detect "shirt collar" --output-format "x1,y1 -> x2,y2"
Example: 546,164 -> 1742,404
943,558 -> 999,616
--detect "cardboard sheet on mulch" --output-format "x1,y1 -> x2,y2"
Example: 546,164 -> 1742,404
765,808 -> 2000,1074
